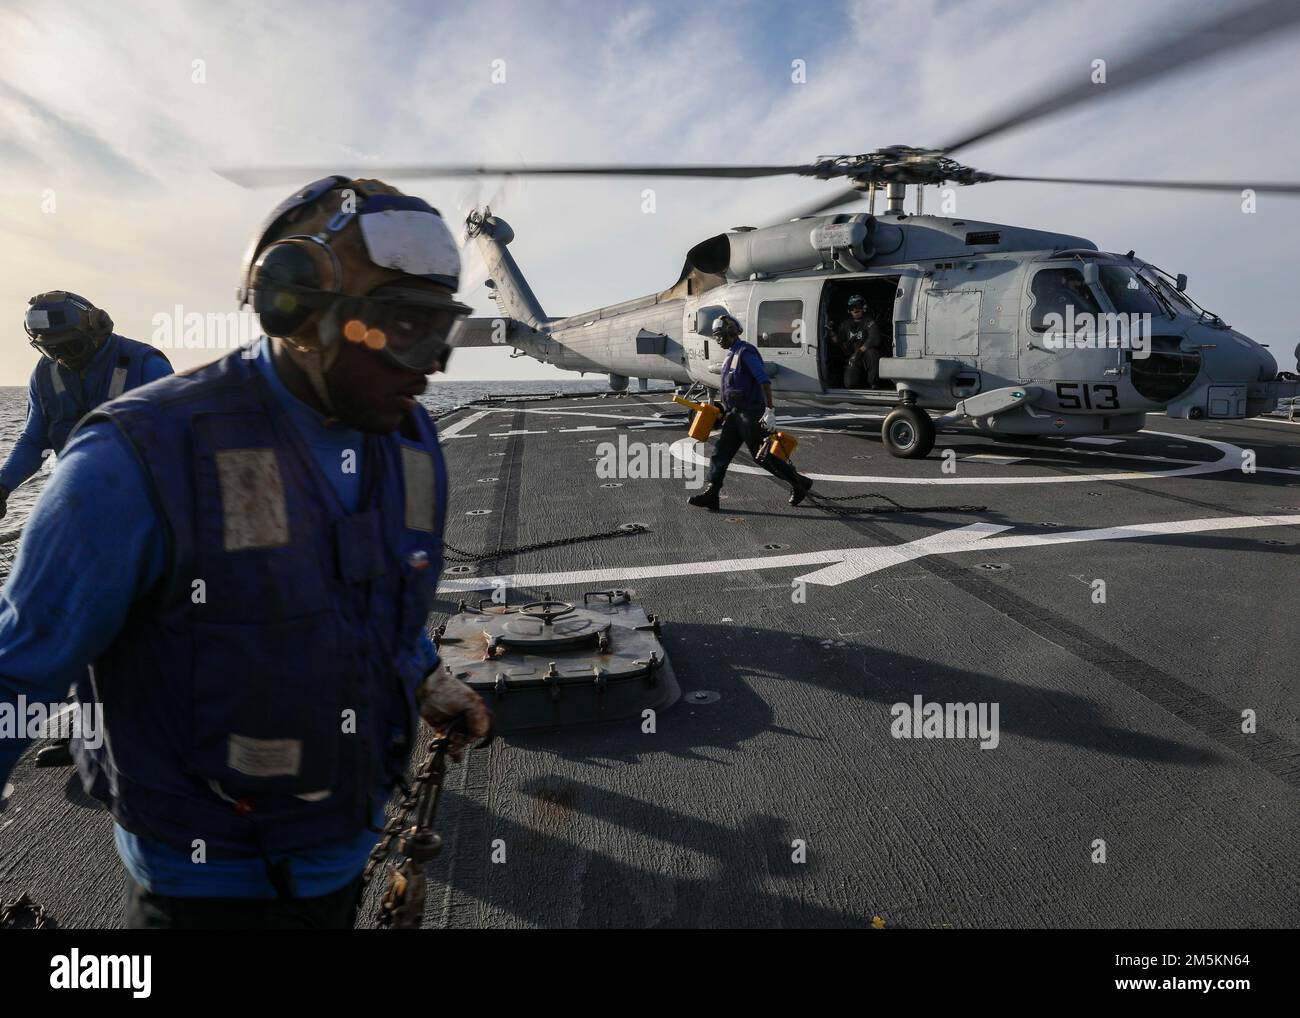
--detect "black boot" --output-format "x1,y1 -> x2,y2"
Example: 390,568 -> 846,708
34,738 -> 74,768
789,475 -> 814,507
687,484 -> 721,511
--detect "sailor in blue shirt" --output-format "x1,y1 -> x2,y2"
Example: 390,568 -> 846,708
0,291 -> 171,517
0,292 -> 171,768
687,313 -> 812,511
0,176 -> 491,929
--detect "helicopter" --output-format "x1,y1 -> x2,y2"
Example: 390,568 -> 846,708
220,0 -> 1300,459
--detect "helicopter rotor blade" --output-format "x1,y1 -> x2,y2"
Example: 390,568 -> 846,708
984,173 -> 1300,196
215,164 -> 812,188
939,0 -> 1300,155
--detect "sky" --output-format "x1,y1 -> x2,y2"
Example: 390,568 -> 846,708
1,0 -> 1298,384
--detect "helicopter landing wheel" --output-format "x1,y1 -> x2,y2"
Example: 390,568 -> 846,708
882,406 -> 936,459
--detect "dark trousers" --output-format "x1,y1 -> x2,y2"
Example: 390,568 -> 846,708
124,873 -> 365,930
707,407 -> 802,489
844,350 -> 882,388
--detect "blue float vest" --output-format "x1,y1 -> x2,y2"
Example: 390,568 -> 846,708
719,340 -> 765,411
71,349 -> 448,858
33,334 -> 165,453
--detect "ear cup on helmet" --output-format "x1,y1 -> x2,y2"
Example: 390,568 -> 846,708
90,308 -> 113,336
252,239 -> 339,336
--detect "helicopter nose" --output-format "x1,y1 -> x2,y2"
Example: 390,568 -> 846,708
1187,326 -> 1274,383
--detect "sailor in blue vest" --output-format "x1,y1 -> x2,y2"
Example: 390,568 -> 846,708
687,313 -> 813,511
0,292 -> 171,768
0,292 -> 171,519
0,176 -> 491,928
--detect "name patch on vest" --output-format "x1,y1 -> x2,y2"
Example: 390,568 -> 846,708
227,734 -> 302,778
401,446 -> 435,533
214,448 -> 290,551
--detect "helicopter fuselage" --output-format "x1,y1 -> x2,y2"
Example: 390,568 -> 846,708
469,210 -> 1296,438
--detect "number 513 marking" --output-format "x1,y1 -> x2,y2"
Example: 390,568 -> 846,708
1055,382 -> 1119,410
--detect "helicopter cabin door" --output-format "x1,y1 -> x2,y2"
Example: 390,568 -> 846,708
744,279 -> 822,395
923,274 -> 981,358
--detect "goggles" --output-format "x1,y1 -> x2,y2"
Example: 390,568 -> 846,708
327,285 -> 470,373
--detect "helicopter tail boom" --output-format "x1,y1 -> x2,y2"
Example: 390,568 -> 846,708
465,208 -> 548,331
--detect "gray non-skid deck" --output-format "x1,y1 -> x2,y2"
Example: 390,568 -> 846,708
3,392 -> 1298,928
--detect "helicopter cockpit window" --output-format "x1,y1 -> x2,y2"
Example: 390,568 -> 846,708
1139,266 -> 1222,323
756,299 -> 803,349
1029,268 -> 1101,332
1099,265 -> 1165,318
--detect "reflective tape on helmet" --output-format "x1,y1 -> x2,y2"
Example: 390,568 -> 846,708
358,208 -> 460,286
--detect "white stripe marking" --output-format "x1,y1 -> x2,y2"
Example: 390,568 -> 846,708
670,430 -> 1266,485
439,514 -> 1300,592
439,410 -> 489,438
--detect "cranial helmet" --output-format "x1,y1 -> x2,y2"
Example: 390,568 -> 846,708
711,313 -> 743,338
24,291 -> 113,368
847,294 -> 867,310
237,176 -> 472,405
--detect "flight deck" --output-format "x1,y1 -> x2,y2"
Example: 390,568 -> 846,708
2,391 -> 1297,928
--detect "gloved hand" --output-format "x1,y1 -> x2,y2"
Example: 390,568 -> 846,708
760,407 -> 775,431
416,670 -> 493,761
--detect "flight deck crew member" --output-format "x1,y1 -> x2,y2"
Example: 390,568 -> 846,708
687,313 -> 813,511
0,292 -> 171,518
835,294 -> 886,388
0,292 -> 171,768
0,176 -> 491,929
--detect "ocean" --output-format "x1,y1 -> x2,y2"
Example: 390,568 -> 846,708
0,378 -> 648,537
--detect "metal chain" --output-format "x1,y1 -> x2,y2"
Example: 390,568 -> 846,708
443,522 -> 648,564
362,730 -> 459,929
0,893 -> 50,929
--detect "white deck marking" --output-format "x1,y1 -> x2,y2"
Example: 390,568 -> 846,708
439,514 -> 1300,593
489,429 -> 548,438
670,430 -> 1268,485
795,514 -> 1300,585
441,404 -> 1300,478
438,410 -> 489,438
500,407 -> 679,424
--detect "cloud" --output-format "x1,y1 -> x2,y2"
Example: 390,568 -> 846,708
0,0 -> 1297,384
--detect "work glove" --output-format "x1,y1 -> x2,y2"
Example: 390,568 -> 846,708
416,670 -> 493,761
760,407 -> 776,431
